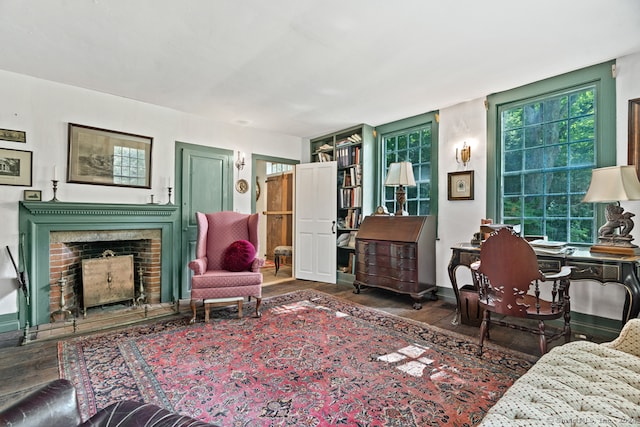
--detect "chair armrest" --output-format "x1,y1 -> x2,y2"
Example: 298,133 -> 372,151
0,379 -> 82,427
251,257 -> 265,272
603,318 -> 640,357
188,258 -> 207,275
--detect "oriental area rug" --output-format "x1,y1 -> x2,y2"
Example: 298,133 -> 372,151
59,290 -> 535,426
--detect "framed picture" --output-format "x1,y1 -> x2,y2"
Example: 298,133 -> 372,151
628,98 -> 640,180
67,123 -> 153,188
448,170 -> 474,201
24,189 -> 41,201
0,148 -> 32,186
0,128 -> 26,143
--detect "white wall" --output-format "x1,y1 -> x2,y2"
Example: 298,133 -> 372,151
0,70 -> 302,316
436,98 -> 487,310
436,51 -> 640,321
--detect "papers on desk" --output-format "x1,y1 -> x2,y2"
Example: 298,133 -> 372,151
528,239 -> 576,255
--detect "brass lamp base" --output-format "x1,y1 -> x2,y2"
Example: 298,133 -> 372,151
395,185 -> 409,216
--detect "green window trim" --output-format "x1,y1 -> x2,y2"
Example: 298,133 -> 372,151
376,111 -> 439,216
486,61 -> 616,241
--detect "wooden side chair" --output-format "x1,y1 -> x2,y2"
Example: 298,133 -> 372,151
471,228 -> 573,355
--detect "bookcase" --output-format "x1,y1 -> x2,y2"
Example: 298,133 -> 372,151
310,124 -> 374,285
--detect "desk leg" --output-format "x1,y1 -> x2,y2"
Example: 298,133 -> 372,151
622,264 -> 640,324
448,250 -> 462,326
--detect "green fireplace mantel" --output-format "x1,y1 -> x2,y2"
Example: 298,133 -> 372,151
18,201 -> 180,328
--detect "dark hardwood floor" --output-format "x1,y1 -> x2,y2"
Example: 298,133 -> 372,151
0,275 -> 605,410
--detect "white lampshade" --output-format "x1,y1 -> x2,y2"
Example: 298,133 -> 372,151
583,165 -> 640,203
384,162 -> 416,187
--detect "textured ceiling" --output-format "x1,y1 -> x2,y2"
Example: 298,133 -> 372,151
0,0 -> 639,138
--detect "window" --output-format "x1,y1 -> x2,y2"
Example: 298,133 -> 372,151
266,162 -> 293,175
487,61 -> 616,244
377,112 -> 439,215
113,146 -> 146,185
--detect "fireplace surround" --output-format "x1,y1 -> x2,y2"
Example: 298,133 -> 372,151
18,201 -> 179,328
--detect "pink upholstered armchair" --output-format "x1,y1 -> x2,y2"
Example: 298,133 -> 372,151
188,211 -> 264,323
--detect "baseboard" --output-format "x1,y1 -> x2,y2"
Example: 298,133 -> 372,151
435,286 -> 622,341
0,312 -> 20,333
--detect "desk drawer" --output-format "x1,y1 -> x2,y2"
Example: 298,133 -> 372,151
357,241 -> 416,259
356,261 -> 416,277
458,251 -> 479,266
358,254 -> 416,270
568,261 -> 620,281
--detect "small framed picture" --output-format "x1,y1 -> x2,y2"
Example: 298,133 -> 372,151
0,148 -> 32,186
24,189 -> 41,201
448,170 -> 474,201
0,128 -> 26,143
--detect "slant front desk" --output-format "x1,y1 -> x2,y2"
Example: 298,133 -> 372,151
448,243 -> 640,326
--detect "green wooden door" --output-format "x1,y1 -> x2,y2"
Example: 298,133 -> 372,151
175,142 -> 232,299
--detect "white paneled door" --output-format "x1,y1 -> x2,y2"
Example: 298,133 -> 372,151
294,162 -> 337,283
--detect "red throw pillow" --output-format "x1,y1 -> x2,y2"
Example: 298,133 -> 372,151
223,240 -> 256,272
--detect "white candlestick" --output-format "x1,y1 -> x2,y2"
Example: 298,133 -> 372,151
53,165 -> 58,181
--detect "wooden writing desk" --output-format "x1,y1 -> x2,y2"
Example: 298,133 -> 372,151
448,243 -> 640,326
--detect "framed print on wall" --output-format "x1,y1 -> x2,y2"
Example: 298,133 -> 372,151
24,189 -> 41,201
67,123 -> 153,188
0,128 -> 26,143
0,148 -> 32,186
448,170 -> 474,201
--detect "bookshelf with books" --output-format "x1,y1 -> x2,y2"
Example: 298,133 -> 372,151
310,124 -> 374,285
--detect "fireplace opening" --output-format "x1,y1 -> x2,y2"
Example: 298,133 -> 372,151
49,229 -> 161,321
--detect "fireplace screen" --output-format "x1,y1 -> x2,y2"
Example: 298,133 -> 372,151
81,250 -> 134,315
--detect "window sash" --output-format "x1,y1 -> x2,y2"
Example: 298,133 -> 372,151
486,61 -> 616,244
382,124 -> 433,215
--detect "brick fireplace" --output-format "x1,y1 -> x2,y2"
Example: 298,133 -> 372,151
18,201 -> 179,327
49,229 -> 162,319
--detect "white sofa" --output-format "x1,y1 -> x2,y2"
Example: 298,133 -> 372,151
480,319 -> 640,426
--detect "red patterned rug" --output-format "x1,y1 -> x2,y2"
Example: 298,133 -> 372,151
59,290 -> 535,426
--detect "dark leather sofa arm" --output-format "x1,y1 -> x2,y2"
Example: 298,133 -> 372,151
82,400 -> 217,426
0,379 -> 82,427
0,379 -> 218,427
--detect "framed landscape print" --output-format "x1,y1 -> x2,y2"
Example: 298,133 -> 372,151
448,170 -> 474,200
0,148 -> 32,186
67,123 -> 153,188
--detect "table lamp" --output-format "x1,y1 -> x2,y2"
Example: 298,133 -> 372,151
582,165 -> 640,255
384,162 -> 416,216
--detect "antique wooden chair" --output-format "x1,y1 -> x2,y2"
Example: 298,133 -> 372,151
188,211 -> 264,322
471,228 -> 573,355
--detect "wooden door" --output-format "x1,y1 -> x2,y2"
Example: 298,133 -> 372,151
175,142 -> 232,299
264,173 -> 292,261
295,162 -> 337,283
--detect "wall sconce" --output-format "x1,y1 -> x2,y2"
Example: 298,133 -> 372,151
456,142 -> 471,166
235,151 -> 245,171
